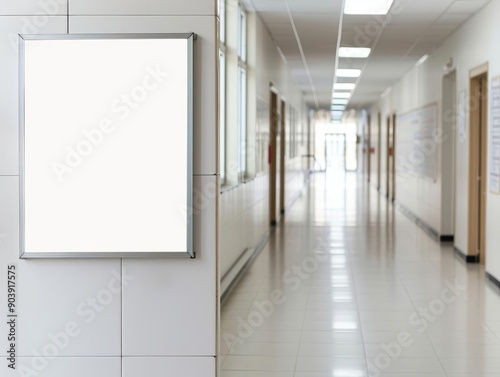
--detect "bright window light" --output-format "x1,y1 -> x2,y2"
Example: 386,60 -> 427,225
337,69 -> 361,78
344,0 -> 394,15
334,83 -> 356,90
339,47 -> 371,58
333,92 -> 351,99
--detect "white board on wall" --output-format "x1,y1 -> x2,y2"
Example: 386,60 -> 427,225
19,34 -> 194,258
489,76 -> 500,194
396,103 -> 439,181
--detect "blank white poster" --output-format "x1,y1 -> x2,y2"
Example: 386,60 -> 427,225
20,34 -> 193,257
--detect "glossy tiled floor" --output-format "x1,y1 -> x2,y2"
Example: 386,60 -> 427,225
220,171 -> 500,377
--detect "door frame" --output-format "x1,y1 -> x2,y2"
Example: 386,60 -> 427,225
279,99 -> 286,214
367,114 -> 372,182
269,89 -> 279,226
468,64 -> 488,263
377,112 -> 382,190
386,116 -> 391,198
391,114 -> 396,202
325,133 -> 346,170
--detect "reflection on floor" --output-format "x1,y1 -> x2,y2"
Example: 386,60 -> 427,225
220,171 -> 500,377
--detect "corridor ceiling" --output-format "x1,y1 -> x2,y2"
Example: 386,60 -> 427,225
242,0 -> 491,112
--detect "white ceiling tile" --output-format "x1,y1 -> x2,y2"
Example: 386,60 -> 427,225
446,0 -> 489,14
436,13 -> 471,24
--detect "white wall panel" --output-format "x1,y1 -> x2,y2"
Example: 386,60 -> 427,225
0,0 -> 67,16
0,177 -> 20,355
0,7 -> 218,377
17,259 -> 122,356
122,175 -> 217,356
70,0 -> 215,16
69,15 -> 217,176
0,16 -> 66,176
4,357 -> 120,377
123,357 -> 215,377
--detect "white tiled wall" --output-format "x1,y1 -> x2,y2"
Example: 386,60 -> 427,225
0,2 -> 218,377
0,0 -> 67,16
70,0 -> 216,16
4,357 -> 121,377
17,259 -> 122,357
123,357 -> 215,376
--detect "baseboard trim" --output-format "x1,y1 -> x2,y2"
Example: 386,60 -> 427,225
395,202 -> 440,241
486,272 -> 500,291
220,230 -> 271,304
221,174 -> 310,304
284,174 -> 311,213
454,246 -> 480,264
440,235 -> 454,242
395,202 -> 455,243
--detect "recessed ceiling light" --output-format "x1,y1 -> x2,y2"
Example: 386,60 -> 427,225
416,54 -> 429,66
339,47 -> 371,58
337,69 -> 361,78
333,92 -> 351,99
332,105 -> 346,111
334,83 -> 356,90
332,99 -> 349,105
344,0 -> 395,15
337,77 -> 358,83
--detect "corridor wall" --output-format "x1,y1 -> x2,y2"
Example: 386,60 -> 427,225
219,13 -> 310,285
365,0 -> 500,283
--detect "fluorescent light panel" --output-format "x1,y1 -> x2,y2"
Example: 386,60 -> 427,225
337,69 -> 361,78
335,83 -> 356,90
332,99 -> 349,105
344,0 -> 394,15
333,92 -> 351,99
339,47 -> 371,58
416,54 -> 429,66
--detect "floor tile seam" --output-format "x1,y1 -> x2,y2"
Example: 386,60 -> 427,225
393,268 -> 449,377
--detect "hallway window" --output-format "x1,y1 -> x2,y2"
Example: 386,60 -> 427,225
219,50 -> 226,183
238,66 -> 247,177
219,0 -> 225,44
219,0 -> 226,184
237,4 -> 247,179
238,6 -> 247,61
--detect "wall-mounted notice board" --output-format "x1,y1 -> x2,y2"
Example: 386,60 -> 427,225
489,76 -> 500,194
19,34 -> 194,258
396,103 -> 438,181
